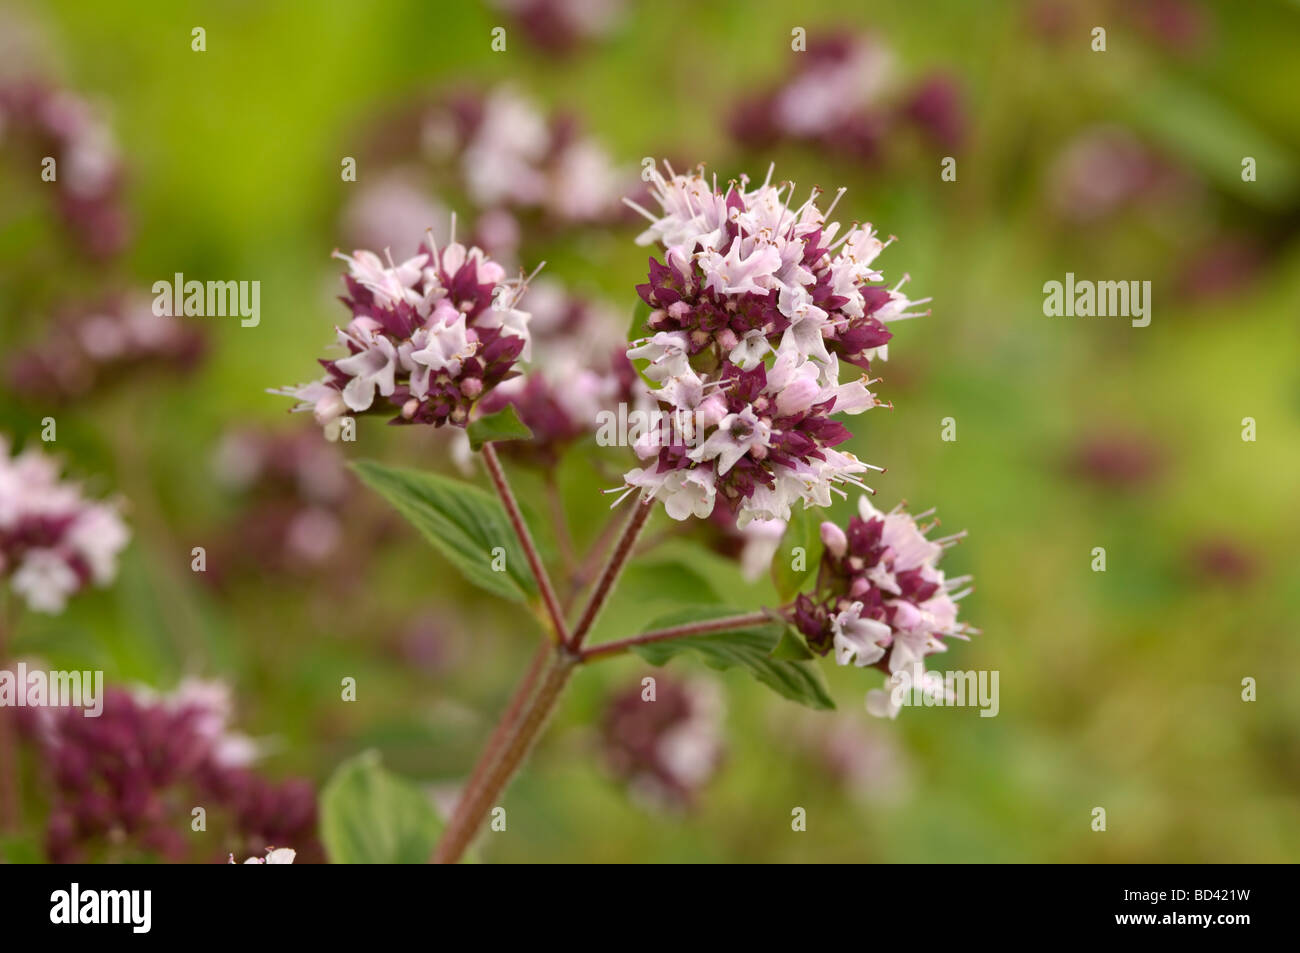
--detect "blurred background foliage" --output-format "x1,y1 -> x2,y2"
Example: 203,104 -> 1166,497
1,0 -> 1298,862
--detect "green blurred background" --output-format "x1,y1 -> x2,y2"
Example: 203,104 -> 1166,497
2,0 -> 1298,862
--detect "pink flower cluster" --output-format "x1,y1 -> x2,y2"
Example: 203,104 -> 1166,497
730,34 -> 965,158
615,163 -> 927,524
18,679 -> 321,863
0,438 -> 128,614
600,675 -> 724,808
477,278 -> 641,465
6,293 -> 205,402
0,79 -> 129,258
421,86 -> 633,230
793,496 -> 975,717
207,427 -> 355,582
488,0 -> 626,55
273,234 -> 534,436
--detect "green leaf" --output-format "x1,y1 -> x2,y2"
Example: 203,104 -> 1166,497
770,626 -> 815,660
0,833 -> 44,864
1126,78 -> 1299,208
320,751 -> 444,864
467,404 -> 533,451
351,460 -> 537,602
771,505 -> 821,600
630,606 -> 835,710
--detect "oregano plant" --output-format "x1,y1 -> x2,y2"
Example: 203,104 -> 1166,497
273,162 -> 978,864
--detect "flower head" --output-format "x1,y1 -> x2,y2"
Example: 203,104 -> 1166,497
272,228 -> 537,436
628,163 -> 927,374
729,33 -> 967,161
6,293 -> 205,403
18,678 -> 320,863
0,79 -> 129,258
792,495 -> 976,717
615,164 -> 918,525
0,438 -> 129,613
600,675 -> 724,809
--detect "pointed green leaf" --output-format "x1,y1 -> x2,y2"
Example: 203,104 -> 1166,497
630,606 -> 835,710
771,505 -> 821,600
351,460 -> 536,601
467,404 -> 533,451
320,751 -> 444,864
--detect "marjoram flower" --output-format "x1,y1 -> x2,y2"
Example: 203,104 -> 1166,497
272,230 -> 535,438
793,495 -> 976,718
614,163 -> 928,525
0,437 -> 129,614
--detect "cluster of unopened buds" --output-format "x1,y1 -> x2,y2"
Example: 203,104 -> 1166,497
795,496 -> 977,716
730,33 -> 965,158
613,162 -> 929,525
273,225 -> 537,438
6,293 -> 205,403
17,679 -> 320,863
0,437 -> 129,614
0,78 -> 129,258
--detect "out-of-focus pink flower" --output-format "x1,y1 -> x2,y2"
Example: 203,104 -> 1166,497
489,0 -> 626,55
730,33 -> 966,160
0,79 -> 130,258
600,675 -> 724,809
424,86 -> 634,228
1048,127 -> 1193,224
702,506 -> 786,582
1175,234 -> 1265,302
776,710 -> 911,803
1065,432 -> 1164,491
476,279 -> 637,465
206,427 -> 362,586
901,73 -> 966,151
341,169 -> 450,254
0,438 -> 129,614
6,294 -> 205,402
18,679 -> 321,863
1188,537 -> 1257,587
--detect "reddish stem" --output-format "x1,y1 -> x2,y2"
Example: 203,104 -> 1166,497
579,609 -> 782,662
481,442 -> 569,644
443,638 -> 550,833
432,649 -> 576,863
567,500 -> 652,651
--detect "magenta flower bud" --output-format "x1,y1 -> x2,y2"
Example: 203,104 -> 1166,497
820,521 -> 848,558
